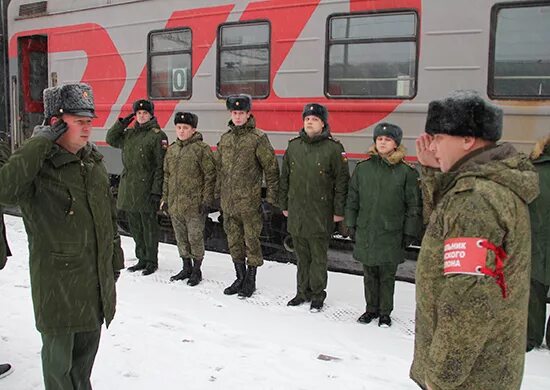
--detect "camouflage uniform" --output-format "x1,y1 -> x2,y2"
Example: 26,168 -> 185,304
162,131 -> 216,261
527,135 -> 550,350
216,114 -> 279,267
410,144 -> 538,390
279,127 -> 349,305
106,116 -> 168,271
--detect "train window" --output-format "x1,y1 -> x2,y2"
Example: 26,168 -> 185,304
217,21 -> 270,98
148,28 -> 192,100
489,3 -> 550,99
326,12 -> 418,99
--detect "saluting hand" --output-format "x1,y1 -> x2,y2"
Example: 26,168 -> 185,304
415,133 -> 439,169
119,112 -> 135,128
32,119 -> 69,142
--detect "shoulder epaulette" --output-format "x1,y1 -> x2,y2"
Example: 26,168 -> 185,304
153,128 -> 161,134
288,135 -> 301,143
402,159 -> 417,170
327,136 -> 341,144
356,155 -> 372,164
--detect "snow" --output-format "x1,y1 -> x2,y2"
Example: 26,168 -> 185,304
1,214 -> 549,390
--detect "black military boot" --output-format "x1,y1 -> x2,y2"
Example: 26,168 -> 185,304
0,363 -> 13,379
142,262 -> 158,276
170,258 -> 192,281
287,295 -> 306,306
127,260 -> 147,272
224,262 -> 246,295
357,311 -> 379,324
378,315 -> 392,328
238,265 -> 257,298
187,259 -> 203,286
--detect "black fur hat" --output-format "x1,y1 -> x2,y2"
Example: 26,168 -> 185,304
302,103 -> 328,124
174,111 -> 198,128
226,94 -> 252,111
133,99 -> 154,116
373,122 -> 403,146
425,90 -> 503,141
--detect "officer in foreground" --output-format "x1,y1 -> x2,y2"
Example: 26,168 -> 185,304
279,103 -> 349,312
106,99 -> 168,275
0,83 -> 124,390
216,94 -> 279,298
410,90 -> 538,390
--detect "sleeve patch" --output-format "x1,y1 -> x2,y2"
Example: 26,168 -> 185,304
161,139 -> 168,150
341,151 -> 347,162
443,237 -> 488,276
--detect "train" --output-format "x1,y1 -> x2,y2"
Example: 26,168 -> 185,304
0,0 -> 548,268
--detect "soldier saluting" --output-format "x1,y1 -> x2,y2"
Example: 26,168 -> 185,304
410,91 -> 539,390
216,94 -> 279,298
0,83 -> 124,389
106,99 -> 168,276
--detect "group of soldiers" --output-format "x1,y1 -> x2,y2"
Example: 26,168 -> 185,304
0,83 -> 549,390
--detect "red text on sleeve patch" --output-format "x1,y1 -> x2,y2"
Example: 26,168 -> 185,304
443,237 -> 488,275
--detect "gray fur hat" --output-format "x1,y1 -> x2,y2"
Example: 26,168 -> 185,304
133,99 -> 154,115
174,112 -> 198,128
43,83 -> 96,119
373,122 -> 403,146
425,90 -> 503,141
226,94 -> 252,111
302,103 -> 328,124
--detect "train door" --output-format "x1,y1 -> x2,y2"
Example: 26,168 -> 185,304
13,35 -> 48,147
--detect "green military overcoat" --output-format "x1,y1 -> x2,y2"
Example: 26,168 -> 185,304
345,145 -> 422,266
0,140 -> 11,269
162,131 -> 216,215
216,115 -> 279,214
0,137 -> 125,335
410,144 -> 539,390
279,127 -> 349,237
529,135 -> 550,285
106,117 -> 168,211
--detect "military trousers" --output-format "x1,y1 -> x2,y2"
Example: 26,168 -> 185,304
41,328 -> 101,390
363,264 -> 398,316
223,211 -> 263,267
292,236 -> 330,303
171,211 -> 206,260
126,211 -> 159,266
527,278 -> 550,347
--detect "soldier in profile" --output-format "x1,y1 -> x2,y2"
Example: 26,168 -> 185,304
410,90 -> 538,390
216,94 -> 279,298
0,83 -> 124,389
161,112 -> 216,286
106,99 -> 168,276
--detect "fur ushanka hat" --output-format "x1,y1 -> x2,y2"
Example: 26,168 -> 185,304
133,99 -> 155,116
425,90 -> 503,141
302,103 -> 328,124
226,94 -> 252,112
174,112 -> 198,128
43,83 -> 96,119
373,122 -> 403,146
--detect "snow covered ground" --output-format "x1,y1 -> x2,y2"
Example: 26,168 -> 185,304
1,214 -> 549,390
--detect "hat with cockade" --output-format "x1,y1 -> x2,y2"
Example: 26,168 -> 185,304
302,103 -> 328,124
226,94 -> 252,112
373,122 -> 403,146
132,99 -> 155,116
174,112 -> 198,128
43,83 -> 96,119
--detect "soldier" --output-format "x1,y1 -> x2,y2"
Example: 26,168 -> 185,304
0,83 -> 124,390
345,123 -> 422,327
0,135 -> 13,380
106,99 -> 168,275
279,103 -> 349,312
217,94 -> 279,298
410,91 -> 538,390
526,134 -> 550,352
162,112 -> 216,286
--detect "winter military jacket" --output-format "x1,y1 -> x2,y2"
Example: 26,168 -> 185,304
0,140 -> 11,269
216,115 -> 279,215
529,136 -> 550,286
162,131 -> 216,216
0,137 -> 125,335
345,145 -> 422,266
106,117 -> 168,212
279,127 -> 349,237
410,144 -> 539,390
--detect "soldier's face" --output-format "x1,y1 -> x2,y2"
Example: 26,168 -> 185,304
375,135 -> 397,156
176,123 -> 196,141
136,109 -> 152,124
429,134 -> 471,172
54,114 -> 93,154
230,110 -> 250,126
303,115 -> 324,137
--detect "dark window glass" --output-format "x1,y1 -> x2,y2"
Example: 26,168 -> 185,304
29,51 -> 48,102
326,12 -> 417,98
148,29 -> 192,99
218,22 -> 270,98
491,4 -> 550,98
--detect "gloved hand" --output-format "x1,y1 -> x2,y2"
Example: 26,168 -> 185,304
403,235 -> 416,248
260,202 -> 273,221
32,119 -> 68,142
151,194 -> 162,210
119,112 -> 135,128
114,270 -> 121,283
